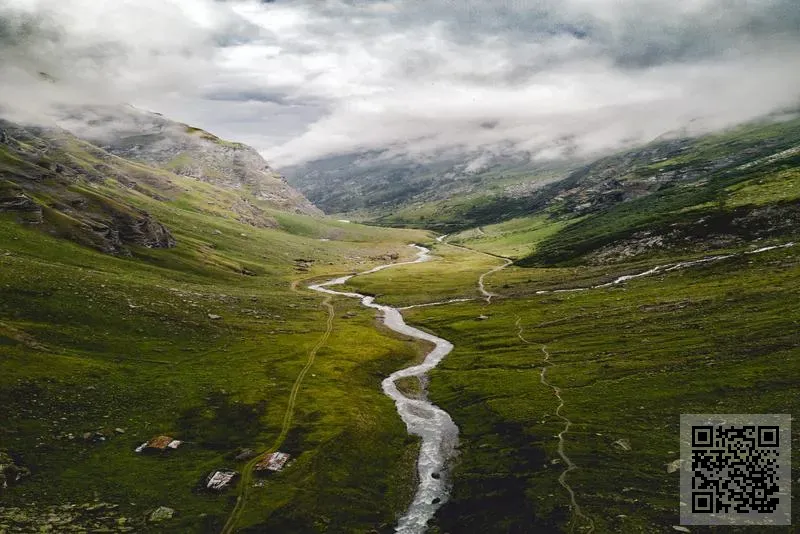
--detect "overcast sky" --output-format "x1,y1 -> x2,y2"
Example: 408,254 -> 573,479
2,0 -> 800,167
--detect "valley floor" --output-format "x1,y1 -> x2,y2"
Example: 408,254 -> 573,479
2,214 -> 799,533
343,237 -> 800,533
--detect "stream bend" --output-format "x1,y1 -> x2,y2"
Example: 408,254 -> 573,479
309,245 -> 459,534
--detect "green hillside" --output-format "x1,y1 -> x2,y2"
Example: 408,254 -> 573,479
0,119 -> 433,532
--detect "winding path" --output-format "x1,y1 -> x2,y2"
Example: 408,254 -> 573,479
437,233 -> 514,304
220,295 -> 335,534
515,318 -> 595,534
478,257 -> 513,303
535,242 -> 795,295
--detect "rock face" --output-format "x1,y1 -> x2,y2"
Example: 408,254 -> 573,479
0,119 -> 178,254
115,212 -> 176,249
61,106 -> 321,216
0,190 -> 43,223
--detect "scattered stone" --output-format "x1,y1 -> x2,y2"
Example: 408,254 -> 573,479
612,438 -> 632,451
666,459 -> 683,473
0,502 -> 136,532
476,315 -> 489,321
235,449 -> 257,461
115,428 -> 126,434
208,314 -> 222,320
0,449 -> 31,491
672,527 -> 690,533
148,506 -> 175,522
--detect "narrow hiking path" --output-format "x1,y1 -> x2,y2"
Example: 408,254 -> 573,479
478,257 -> 513,303
515,318 -> 595,534
436,234 -> 513,304
220,293 -> 335,534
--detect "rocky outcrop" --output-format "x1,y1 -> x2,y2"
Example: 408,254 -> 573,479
60,105 -> 321,216
586,200 -> 800,264
0,121 -> 177,254
114,212 -> 176,249
74,212 -> 176,254
0,190 -> 43,223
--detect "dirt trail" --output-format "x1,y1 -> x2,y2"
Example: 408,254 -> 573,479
478,257 -> 513,303
220,294 -> 335,534
515,318 -> 595,534
436,234 -> 513,304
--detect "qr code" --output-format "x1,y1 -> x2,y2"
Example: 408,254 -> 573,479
680,414 -> 791,526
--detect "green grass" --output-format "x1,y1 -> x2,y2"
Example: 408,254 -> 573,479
392,246 -> 800,533
726,167 -> 800,207
344,242 -> 503,307
448,214 -> 575,259
0,169 -> 433,532
517,154 -> 800,266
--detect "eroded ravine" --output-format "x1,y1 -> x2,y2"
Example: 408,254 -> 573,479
309,245 -> 459,534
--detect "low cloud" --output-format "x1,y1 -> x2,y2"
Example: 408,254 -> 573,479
2,0 -> 800,166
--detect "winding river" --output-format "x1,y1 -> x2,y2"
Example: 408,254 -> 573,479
309,245 -> 459,534
308,239 -> 795,532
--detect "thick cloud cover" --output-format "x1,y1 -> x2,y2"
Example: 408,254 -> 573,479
2,0 -> 800,166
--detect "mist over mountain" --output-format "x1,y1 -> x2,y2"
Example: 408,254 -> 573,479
2,0 -> 800,171
3,2 -> 800,534
281,147 -> 575,215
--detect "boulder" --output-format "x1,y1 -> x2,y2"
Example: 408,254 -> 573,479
235,449 -> 257,461
666,459 -> 683,473
612,438 -> 631,451
148,506 -> 175,522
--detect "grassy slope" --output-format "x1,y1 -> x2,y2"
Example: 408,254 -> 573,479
522,131 -> 800,266
345,149 -> 800,530
0,161 -> 435,532
350,240 -> 799,532
418,246 -> 800,533
343,242 -> 504,307
447,214 -> 575,259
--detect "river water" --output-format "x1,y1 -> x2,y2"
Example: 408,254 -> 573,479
308,245 -> 459,534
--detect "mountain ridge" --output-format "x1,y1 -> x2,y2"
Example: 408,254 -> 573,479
0,106 -> 320,255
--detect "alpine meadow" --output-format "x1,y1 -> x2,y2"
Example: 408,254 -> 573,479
1,1 -> 799,533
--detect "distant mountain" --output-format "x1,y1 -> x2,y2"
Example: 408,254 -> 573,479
0,107 -> 320,254
442,113 -> 800,265
60,105 -> 320,216
281,148 -> 575,216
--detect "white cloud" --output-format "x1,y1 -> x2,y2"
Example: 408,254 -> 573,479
2,0 -> 800,166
